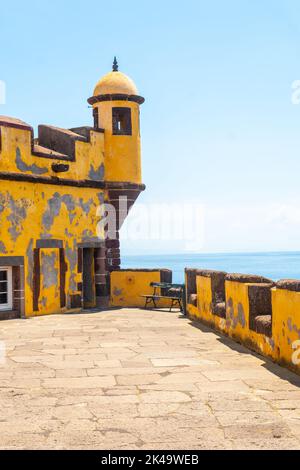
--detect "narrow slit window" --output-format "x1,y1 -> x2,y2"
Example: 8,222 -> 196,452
112,107 -> 132,135
93,108 -> 99,129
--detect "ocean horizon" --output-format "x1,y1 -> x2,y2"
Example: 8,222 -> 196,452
122,251 -> 300,284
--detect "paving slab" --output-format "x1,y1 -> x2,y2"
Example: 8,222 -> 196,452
0,308 -> 300,449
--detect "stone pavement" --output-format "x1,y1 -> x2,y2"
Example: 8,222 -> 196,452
1,308 -> 300,449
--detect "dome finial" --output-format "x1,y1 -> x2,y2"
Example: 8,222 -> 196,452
112,56 -> 118,72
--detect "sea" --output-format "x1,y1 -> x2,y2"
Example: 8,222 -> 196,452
122,252 -> 300,284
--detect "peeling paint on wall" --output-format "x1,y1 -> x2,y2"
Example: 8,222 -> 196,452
89,163 -> 104,181
42,192 -> 100,232
16,148 -> 48,175
113,287 -> 123,296
287,317 -> 300,338
61,194 -> 77,223
26,239 -> 34,290
64,228 -> 72,238
41,252 -> 58,289
0,241 -> 7,254
7,196 -> 27,242
97,193 -> 104,205
237,302 -> 246,328
0,196 -> 5,213
82,229 -> 95,240
267,337 -> 275,349
65,240 -> 77,292
79,198 -> 93,215
42,193 -> 62,231
40,296 -> 47,308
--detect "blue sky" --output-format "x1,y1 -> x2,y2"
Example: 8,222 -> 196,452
2,0 -> 300,254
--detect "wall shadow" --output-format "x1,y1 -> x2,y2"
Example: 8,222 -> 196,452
188,318 -> 300,387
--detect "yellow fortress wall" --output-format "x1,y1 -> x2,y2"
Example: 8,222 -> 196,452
88,65 -> 145,186
224,276 -> 276,359
0,60 -> 145,319
93,100 -> 142,184
185,268 -> 300,376
196,272 -> 227,334
0,119 -> 105,183
272,281 -> 300,373
110,269 -> 172,308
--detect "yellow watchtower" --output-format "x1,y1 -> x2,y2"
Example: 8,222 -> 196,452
0,59 -> 145,319
88,57 -> 145,184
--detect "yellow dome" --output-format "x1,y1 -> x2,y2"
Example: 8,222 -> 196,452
93,71 -> 138,96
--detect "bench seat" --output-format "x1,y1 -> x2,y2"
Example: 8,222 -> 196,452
141,295 -> 182,300
141,282 -> 184,312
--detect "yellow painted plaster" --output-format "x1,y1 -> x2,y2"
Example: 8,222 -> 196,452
110,271 -> 173,309
0,125 -> 105,182
0,179 -> 102,317
94,101 -> 141,184
272,287 -> 300,373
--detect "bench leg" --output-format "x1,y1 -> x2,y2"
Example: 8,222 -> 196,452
169,298 -> 183,312
145,297 -> 157,309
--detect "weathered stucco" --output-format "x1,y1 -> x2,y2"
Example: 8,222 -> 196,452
0,65 -> 145,319
110,270 -> 173,309
0,178 -> 103,316
186,269 -> 300,377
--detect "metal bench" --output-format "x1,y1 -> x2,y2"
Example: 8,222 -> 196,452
141,282 -> 184,312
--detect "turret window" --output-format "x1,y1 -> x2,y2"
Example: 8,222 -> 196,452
93,108 -> 99,129
112,107 -> 132,135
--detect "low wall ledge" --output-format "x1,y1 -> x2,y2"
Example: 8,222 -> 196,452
197,269 -> 227,278
112,269 -> 171,273
248,282 -> 275,289
276,279 -> 300,292
226,273 -> 273,284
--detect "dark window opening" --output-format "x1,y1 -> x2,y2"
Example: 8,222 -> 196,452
93,108 -> 99,129
112,107 -> 132,135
